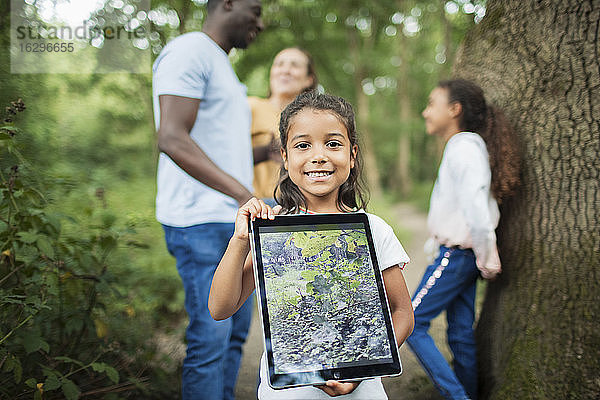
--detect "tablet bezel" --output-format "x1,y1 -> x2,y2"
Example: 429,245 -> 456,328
249,213 -> 402,390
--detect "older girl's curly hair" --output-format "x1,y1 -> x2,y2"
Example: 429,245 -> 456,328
439,79 -> 521,202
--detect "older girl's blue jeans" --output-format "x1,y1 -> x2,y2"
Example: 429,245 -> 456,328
407,246 -> 480,400
163,223 -> 253,400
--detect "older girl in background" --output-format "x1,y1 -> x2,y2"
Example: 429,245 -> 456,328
407,79 -> 520,400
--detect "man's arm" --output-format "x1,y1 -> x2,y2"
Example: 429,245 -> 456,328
157,94 -> 253,205
252,144 -> 270,165
253,134 -> 282,165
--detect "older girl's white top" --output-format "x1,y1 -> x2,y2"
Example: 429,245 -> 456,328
426,132 -> 500,278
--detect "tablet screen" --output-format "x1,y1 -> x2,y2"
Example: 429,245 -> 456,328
250,213 -> 401,388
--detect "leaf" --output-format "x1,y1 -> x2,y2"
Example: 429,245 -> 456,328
13,358 -> 22,383
0,131 -> 14,140
94,318 -> 108,338
105,366 -> 119,384
61,378 -> 81,400
100,212 -> 117,229
55,356 -> 85,367
300,270 -> 319,281
17,231 -> 39,244
2,355 -> 14,372
25,378 -> 37,388
312,275 -> 332,294
0,125 -> 17,133
91,362 -> 107,372
37,236 -> 54,258
99,235 -> 117,251
23,332 -> 50,354
294,230 -> 340,258
45,214 -> 62,234
44,373 -> 61,391
347,239 -> 356,253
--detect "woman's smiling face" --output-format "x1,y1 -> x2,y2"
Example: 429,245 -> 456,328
282,108 -> 357,212
269,48 -> 314,98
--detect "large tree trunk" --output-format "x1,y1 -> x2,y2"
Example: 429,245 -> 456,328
454,1 -> 600,398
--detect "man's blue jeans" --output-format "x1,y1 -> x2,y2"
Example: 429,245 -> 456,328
163,223 -> 254,400
407,246 -> 480,400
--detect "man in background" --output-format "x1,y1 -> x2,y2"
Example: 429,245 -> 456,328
152,0 -> 263,398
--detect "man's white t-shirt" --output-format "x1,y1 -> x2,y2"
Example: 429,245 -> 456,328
152,32 -> 253,227
258,212 -> 409,400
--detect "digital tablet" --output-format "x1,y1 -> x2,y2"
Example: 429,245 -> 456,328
249,213 -> 402,390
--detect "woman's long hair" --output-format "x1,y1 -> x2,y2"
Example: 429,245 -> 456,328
274,91 -> 369,213
439,79 -> 521,202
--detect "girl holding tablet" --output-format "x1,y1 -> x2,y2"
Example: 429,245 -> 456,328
209,91 -> 414,399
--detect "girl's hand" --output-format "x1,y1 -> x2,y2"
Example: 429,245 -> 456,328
233,198 -> 281,242
315,381 -> 360,397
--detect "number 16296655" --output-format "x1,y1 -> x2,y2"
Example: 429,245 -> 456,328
20,42 -> 74,52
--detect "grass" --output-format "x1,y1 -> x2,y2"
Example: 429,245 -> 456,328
368,194 -> 412,247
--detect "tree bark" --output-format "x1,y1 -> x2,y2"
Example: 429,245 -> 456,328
454,1 -> 600,398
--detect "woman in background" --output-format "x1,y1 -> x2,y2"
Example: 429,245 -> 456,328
250,47 -> 318,205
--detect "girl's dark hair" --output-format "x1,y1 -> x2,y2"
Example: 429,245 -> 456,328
274,91 -> 369,213
438,79 -> 521,202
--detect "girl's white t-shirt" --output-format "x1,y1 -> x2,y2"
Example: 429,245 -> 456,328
257,212 -> 409,400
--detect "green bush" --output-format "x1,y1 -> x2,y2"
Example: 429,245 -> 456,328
0,100 -> 180,399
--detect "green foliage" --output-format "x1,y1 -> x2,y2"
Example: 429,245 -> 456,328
266,229 -> 372,321
0,102 -> 180,398
263,229 -> 391,372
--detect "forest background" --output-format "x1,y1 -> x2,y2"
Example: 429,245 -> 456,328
2,0 -> 598,399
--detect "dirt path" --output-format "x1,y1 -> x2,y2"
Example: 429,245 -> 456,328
234,203 -> 448,399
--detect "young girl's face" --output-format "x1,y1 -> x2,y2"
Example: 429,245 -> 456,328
282,108 -> 357,212
422,87 -> 460,139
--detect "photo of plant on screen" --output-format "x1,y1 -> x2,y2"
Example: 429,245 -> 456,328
259,225 -> 393,375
